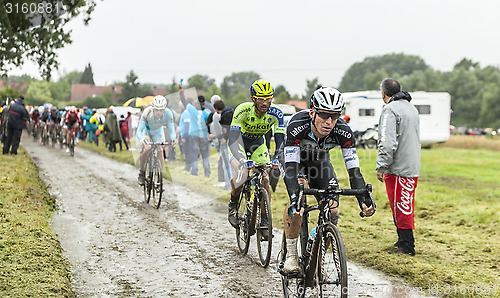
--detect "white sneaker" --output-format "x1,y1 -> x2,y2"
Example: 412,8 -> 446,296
65,148 -> 69,153
284,255 -> 301,274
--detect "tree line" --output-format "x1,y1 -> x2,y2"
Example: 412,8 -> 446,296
339,54 -> 500,129
2,54 -> 500,129
2,3 -> 499,128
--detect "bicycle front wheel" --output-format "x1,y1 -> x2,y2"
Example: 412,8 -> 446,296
143,160 -> 152,204
152,161 -> 163,209
51,131 -> 57,147
69,136 -> 75,156
256,188 -> 272,267
318,224 -> 347,298
236,186 -> 252,254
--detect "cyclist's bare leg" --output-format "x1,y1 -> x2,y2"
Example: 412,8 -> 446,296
63,126 -> 68,143
282,177 -> 308,273
139,144 -> 151,171
66,127 -> 71,144
283,177 -> 308,239
230,158 -> 247,197
228,158 -> 250,227
329,199 -> 339,224
159,146 -> 165,169
260,169 -> 272,217
263,168 -> 272,201
40,122 -> 45,137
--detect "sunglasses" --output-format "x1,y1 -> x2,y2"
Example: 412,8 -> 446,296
253,96 -> 273,102
315,111 -> 340,120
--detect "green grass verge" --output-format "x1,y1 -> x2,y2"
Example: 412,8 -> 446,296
78,140 -> 500,297
341,148 -> 499,297
0,148 -> 74,297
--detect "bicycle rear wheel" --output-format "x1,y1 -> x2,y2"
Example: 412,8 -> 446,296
236,185 -> 252,254
318,224 -> 347,298
41,129 -> 47,145
256,188 -> 272,267
143,160 -> 152,203
51,130 -> 57,147
152,161 -> 163,209
69,135 -> 75,156
59,132 -> 64,149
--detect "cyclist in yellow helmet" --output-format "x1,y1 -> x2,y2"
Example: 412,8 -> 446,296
227,80 -> 285,236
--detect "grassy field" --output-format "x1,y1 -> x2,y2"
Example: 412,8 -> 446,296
78,136 -> 500,297
0,148 -> 74,297
3,136 -> 497,297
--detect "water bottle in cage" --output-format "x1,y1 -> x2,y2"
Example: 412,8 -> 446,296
306,227 -> 317,253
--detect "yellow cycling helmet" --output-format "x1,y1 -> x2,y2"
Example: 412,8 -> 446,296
250,79 -> 273,100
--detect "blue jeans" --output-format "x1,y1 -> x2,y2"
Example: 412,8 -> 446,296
183,137 -> 192,171
188,136 -> 211,177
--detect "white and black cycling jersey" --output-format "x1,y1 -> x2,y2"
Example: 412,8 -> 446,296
278,110 -> 368,207
281,110 -> 359,169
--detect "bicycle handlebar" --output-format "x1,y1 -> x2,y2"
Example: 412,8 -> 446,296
298,184 -> 376,218
144,141 -> 171,146
235,162 -> 273,184
303,184 -> 372,196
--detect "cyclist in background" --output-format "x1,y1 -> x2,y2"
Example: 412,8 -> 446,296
49,107 -> 61,139
227,79 -> 285,230
278,87 -> 375,274
30,107 -> 41,134
40,104 -> 51,140
63,106 -> 80,151
136,95 -> 177,185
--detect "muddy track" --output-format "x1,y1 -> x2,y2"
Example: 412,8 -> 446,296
23,137 -> 428,298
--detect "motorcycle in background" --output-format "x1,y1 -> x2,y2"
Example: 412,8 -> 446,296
354,124 -> 378,149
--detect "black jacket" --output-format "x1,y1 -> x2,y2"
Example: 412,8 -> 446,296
8,101 -> 30,130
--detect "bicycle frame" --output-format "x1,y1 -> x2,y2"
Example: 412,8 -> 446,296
240,164 -> 271,235
235,163 -> 274,267
146,142 -> 169,171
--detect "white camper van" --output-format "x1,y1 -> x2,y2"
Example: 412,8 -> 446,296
342,91 -> 451,146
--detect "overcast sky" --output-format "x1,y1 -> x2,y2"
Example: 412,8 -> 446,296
12,0 -> 500,95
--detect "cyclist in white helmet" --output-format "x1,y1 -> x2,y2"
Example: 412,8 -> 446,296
277,87 -> 375,274
136,95 -> 177,185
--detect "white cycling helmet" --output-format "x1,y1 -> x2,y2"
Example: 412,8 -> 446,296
152,95 -> 167,110
310,87 -> 344,112
210,94 -> 221,104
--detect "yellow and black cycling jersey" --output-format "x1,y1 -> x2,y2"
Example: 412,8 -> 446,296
229,102 -> 285,162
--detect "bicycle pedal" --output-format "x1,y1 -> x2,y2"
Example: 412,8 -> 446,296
284,271 -> 304,279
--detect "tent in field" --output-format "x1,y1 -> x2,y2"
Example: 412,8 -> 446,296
123,96 -> 155,108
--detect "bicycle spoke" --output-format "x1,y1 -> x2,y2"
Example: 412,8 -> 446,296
256,189 -> 272,267
319,225 -> 347,298
236,186 -> 252,254
152,162 -> 163,209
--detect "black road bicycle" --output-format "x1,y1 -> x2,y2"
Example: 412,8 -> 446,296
143,142 -> 168,209
278,181 -> 375,298
235,163 -> 274,268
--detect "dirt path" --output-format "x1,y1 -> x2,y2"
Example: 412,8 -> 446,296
23,137 -> 429,297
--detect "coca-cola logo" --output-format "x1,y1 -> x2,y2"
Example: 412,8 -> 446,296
397,177 -> 416,215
